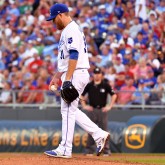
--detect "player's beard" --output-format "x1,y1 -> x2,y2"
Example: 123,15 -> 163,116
56,19 -> 65,30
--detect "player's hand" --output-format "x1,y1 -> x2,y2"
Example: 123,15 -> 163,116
102,106 -> 112,112
49,77 -> 59,91
49,72 -> 63,90
84,105 -> 93,112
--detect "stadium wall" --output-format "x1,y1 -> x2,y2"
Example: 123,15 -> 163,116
0,108 -> 165,153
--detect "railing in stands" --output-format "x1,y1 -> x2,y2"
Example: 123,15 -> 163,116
0,90 -> 164,110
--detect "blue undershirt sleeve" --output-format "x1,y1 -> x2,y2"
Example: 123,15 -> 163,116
69,49 -> 79,60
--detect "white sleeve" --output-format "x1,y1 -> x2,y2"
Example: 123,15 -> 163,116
65,28 -> 81,52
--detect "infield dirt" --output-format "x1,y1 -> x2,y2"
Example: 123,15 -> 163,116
0,153 -> 163,165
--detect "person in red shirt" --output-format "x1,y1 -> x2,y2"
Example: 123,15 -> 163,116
34,76 -> 49,103
117,75 -> 136,107
17,76 -> 36,103
28,53 -> 43,73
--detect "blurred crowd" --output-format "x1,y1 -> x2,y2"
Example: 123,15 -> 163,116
0,0 -> 165,106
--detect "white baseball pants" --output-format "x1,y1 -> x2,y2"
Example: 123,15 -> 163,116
57,69 -> 106,156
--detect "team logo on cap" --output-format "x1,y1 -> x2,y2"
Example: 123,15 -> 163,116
68,37 -> 73,44
96,68 -> 99,71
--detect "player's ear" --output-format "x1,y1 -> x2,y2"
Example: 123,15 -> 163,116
53,18 -> 56,23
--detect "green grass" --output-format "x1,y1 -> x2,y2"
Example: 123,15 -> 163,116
129,158 -> 165,164
98,153 -> 165,165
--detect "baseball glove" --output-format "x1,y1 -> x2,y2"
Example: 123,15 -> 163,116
60,81 -> 79,104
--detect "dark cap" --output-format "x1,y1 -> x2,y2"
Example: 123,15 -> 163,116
93,67 -> 102,74
46,3 -> 69,21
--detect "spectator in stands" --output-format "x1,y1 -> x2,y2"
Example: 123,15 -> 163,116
96,45 -> 111,68
134,44 -> 148,61
129,17 -> 142,39
147,74 -> 164,105
12,74 -> 22,102
86,34 -> 99,56
117,75 -> 136,107
140,22 -> 151,39
34,76 -> 48,103
28,52 -> 43,74
0,81 -> 12,104
51,47 -> 58,64
108,15 -> 119,32
119,30 -> 134,48
17,74 -> 36,103
115,70 -> 126,90
135,57 -> 152,81
9,30 -> 20,45
42,56 -> 54,75
135,0 -> 147,21
124,62 -> 134,78
114,0 -> 125,20
156,0 -> 165,16
19,40 -> 38,67
8,51 -> 21,71
143,69 -> 157,89
146,49 -> 161,75
134,32 -> 147,50
148,10 -> 158,28
38,68 -> 51,86
0,73 -> 5,90
113,56 -> 125,73
34,37 -> 45,55
105,0 -> 115,14
147,0 -> 156,12
131,79 -> 150,105
97,4 -> 110,35
129,60 -> 138,78
123,48 -> 134,65
157,50 -> 165,69
104,66 -> 116,83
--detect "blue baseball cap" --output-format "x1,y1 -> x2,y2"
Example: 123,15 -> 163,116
46,3 -> 69,21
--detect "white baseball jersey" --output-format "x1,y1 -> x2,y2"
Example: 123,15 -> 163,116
57,21 -> 90,72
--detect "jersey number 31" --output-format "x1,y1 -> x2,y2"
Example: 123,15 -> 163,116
83,36 -> 87,53
60,50 -> 64,59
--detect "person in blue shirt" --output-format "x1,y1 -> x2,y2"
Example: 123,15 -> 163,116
114,0 -> 124,19
97,5 -> 110,35
143,69 -> 157,88
131,79 -> 150,105
134,32 -> 148,46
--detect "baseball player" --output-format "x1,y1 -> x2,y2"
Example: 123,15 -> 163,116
44,3 -> 110,158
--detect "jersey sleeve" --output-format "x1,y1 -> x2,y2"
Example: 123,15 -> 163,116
106,83 -> 116,96
65,28 -> 81,52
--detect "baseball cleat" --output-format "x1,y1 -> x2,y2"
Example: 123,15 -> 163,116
44,150 -> 72,159
96,132 -> 110,156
